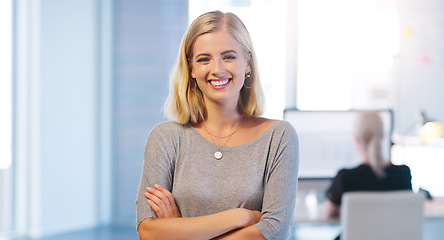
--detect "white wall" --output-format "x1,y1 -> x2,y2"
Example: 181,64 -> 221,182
40,0 -> 98,235
14,0 -> 110,237
396,0 -> 444,135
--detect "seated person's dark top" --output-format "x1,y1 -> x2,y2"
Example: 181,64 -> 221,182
326,164 -> 412,205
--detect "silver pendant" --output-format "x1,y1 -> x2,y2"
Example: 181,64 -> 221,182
214,151 -> 223,160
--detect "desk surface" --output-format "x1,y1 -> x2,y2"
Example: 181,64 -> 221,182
293,196 -> 444,224
424,197 -> 444,218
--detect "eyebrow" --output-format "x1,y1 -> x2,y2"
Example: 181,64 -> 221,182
221,50 -> 237,55
194,50 -> 238,59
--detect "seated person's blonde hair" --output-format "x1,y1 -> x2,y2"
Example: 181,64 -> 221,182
354,111 -> 386,178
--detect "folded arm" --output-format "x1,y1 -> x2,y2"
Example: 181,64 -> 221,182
138,208 -> 262,240
323,198 -> 340,218
138,184 -> 264,240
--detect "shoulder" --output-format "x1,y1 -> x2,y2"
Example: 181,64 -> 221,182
148,121 -> 193,140
271,119 -> 296,130
386,163 -> 409,170
239,118 -> 297,144
335,168 -> 351,179
151,121 -> 190,132
264,119 -> 298,137
387,164 -> 411,174
262,120 -> 299,157
145,121 -> 195,152
262,120 -> 298,146
336,164 -> 368,177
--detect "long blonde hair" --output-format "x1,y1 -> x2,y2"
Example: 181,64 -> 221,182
163,10 -> 265,124
354,111 -> 386,178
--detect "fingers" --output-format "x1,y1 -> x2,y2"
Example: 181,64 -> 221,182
145,184 -> 181,218
154,184 -> 175,206
145,189 -> 164,217
154,185 -> 181,216
145,185 -> 170,209
147,198 -> 164,217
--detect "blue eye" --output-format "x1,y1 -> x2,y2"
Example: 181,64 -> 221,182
224,55 -> 236,60
196,57 -> 209,63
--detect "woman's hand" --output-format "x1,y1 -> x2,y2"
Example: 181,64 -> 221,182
145,184 -> 181,218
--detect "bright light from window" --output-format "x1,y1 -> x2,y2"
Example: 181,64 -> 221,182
0,0 -> 12,169
296,0 -> 399,110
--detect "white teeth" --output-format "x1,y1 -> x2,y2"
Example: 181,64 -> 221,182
210,79 -> 230,86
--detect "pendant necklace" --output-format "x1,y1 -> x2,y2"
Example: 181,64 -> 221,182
202,119 -> 244,160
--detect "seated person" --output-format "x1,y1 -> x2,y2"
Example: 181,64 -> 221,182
324,111 -> 412,219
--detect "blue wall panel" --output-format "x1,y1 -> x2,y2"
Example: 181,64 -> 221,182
112,0 -> 188,226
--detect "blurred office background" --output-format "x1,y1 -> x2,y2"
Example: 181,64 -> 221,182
1,0 -> 443,239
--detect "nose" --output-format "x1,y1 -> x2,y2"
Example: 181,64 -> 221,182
210,58 -> 226,77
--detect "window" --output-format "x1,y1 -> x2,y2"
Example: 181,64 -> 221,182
0,0 -> 13,233
189,0 -> 399,115
296,0 -> 399,110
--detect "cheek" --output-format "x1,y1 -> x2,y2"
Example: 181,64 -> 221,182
192,66 -> 207,79
234,66 -> 248,80
237,77 -> 245,89
194,77 -> 208,90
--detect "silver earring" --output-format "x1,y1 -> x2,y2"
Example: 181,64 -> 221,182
245,72 -> 251,79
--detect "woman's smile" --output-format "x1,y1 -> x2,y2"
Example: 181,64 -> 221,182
208,78 -> 232,88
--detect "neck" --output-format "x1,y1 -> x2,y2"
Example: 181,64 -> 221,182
203,108 -> 245,138
205,116 -> 244,136
204,97 -> 243,124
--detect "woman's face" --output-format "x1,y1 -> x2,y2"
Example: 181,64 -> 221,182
190,30 -> 250,106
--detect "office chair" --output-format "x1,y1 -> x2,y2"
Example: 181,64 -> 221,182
340,190 -> 425,240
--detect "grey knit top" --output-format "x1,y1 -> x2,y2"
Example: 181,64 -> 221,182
136,120 -> 299,240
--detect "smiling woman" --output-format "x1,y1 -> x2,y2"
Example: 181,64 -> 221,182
136,10 -> 299,240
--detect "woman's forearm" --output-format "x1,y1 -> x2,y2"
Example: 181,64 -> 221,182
138,208 -> 260,240
211,225 -> 265,240
323,199 -> 340,218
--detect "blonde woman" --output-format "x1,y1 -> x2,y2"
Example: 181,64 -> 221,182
324,111 -> 412,219
135,11 -> 299,240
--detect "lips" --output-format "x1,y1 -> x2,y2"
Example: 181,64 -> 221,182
208,78 -> 231,87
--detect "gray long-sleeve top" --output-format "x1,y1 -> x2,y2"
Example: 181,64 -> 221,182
136,120 -> 299,240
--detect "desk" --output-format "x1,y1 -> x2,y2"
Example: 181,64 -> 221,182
293,196 -> 444,240
424,197 -> 444,218
293,196 -> 444,223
